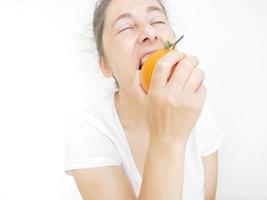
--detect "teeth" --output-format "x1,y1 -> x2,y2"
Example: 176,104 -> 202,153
141,54 -> 150,65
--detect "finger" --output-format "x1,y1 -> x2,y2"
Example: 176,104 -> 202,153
194,84 -> 207,106
149,50 -> 184,94
182,68 -> 205,93
167,55 -> 199,92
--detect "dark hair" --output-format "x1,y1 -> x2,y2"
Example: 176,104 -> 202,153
92,0 -> 168,57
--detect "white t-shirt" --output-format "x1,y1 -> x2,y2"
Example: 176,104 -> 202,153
65,88 -> 223,199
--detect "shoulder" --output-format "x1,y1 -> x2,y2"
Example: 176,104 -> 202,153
66,91 -> 115,133
65,90 -> 118,147
65,90 -> 122,172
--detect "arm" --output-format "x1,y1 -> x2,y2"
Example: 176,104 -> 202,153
70,166 -> 137,200
202,151 -> 218,200
139,139 -> 187,200
70,53 -> 205,200
70,140 -> 187,200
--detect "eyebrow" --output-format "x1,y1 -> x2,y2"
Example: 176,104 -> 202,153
111,6 -> 165,28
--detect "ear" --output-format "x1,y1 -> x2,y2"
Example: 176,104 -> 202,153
99,56 -> 113,78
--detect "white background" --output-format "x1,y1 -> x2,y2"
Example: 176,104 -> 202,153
0,0 -> 266,199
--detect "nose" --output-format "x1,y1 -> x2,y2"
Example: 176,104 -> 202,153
137,23 -> 158,45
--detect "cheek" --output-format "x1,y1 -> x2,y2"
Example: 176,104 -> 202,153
112,41 -> 134,68
113,65 -> 136,89
158,28 -> 176,42
112,38 -> 136,69
114,37 -> 135,56
108,47 -> 136,85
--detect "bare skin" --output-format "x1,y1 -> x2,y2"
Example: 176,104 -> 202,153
69,0 -> 218,199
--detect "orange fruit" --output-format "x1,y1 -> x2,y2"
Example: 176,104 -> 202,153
140,47 -> 172,93
140,36 -> 184,93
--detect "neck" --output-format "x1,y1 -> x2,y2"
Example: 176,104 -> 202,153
114,88 -> 148,131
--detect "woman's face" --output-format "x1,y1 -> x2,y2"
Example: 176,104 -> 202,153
101,0 -> 176,92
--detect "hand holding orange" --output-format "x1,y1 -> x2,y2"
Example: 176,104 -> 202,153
140,35 -> 185,93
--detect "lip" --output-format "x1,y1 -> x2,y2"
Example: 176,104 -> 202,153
139,49 -> 158,70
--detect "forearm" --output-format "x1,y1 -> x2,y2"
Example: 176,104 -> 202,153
138,138 -> 187,200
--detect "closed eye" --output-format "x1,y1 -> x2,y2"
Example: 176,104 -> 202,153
118,26 -> 133,33
152,21 -> 166,25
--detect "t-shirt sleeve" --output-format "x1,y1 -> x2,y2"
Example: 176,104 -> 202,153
64,113 -> 122,174
194,102 -> 223,157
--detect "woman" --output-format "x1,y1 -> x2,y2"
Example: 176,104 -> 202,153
65,0 -> 223,199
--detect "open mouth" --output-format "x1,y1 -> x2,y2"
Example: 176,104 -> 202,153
138,51 -> 156,70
